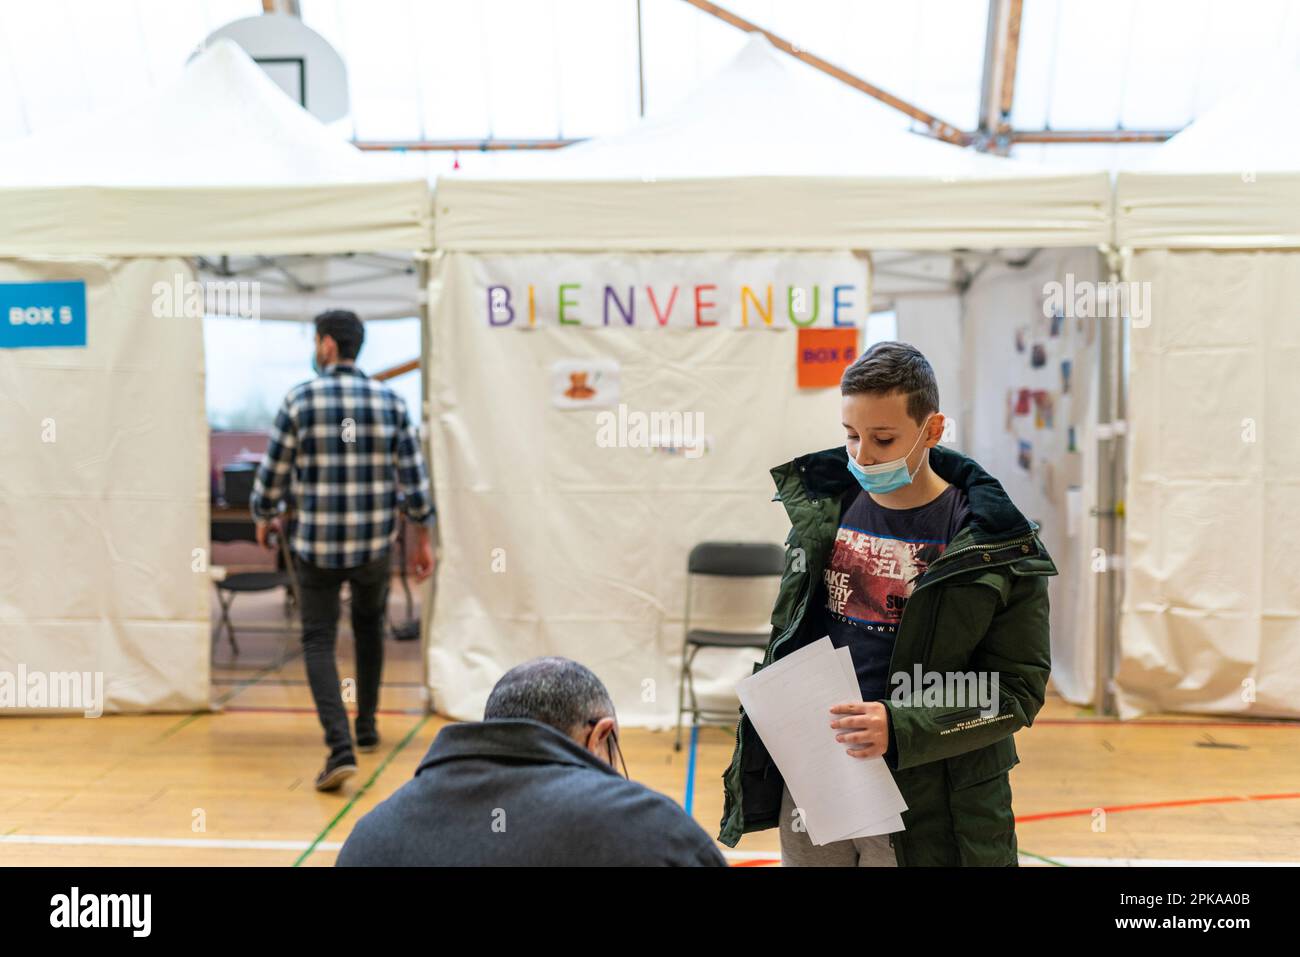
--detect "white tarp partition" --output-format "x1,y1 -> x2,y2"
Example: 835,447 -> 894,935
1117,248 -> 1300,719
960,249 -> 1106,705
426,35 -> 1112,726
427,251 -> 868,724
1115,56 -> 1300,718
0,257 -> 209,712
0,41 -> 433,715
0,40 -> 429,257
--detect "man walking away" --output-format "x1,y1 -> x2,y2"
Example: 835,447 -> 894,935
251,310 -> 435,792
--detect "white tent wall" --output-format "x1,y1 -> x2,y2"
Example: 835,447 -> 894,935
425,250 -> 868,725
960,248 -> 1105,706
1111,57 -> 1300,719
421,36 -> 1110,727
0,257 -> 209,712
0,41 -> 434,717
894,295 -> 964,450
1116,248 -> 1300,720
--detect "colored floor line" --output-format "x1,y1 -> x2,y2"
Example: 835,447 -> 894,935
719,848 -> 1069,866
3,836 -> 1292,868
683,724 -> 699,816
1017,848 -> 1068,866
1032,718 -> 1300,729
292,712 -> 433,867
210,678 -> 427,688
718,850 -> 1300,867
152,656 -> 294,744
224,706 -> 426,717
0,833 -> 343,851
1016,791 -> 1300,824
1030,856 -> 1300,867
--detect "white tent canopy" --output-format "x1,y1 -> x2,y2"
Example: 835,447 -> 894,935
1116,57 -> 1300,249
0,40 -> 429,256
435,34 -> 1109,252
426,36 -> 1109,725
0,41 -> 430,715
1114,56 -> 1300,719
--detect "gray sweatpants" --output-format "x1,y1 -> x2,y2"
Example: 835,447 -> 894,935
778,785 -> 900,867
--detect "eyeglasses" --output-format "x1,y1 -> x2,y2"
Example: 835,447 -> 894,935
586,718 -> 629,779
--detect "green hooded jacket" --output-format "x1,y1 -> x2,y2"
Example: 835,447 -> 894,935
718,444 -> 1057,865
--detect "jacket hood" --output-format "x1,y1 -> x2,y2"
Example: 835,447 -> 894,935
774,444 -> 1036,543
416,717 -> 620,778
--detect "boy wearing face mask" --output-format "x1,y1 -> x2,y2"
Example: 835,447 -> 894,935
718,341 -> 1057,866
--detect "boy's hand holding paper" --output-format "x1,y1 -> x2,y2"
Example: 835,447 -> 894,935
829,700 -> 890,759
735,637 -> 907,846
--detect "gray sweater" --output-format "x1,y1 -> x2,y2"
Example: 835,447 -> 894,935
337,718 -> 727,867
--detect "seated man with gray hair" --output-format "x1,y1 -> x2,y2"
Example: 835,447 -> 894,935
337,657 -> 726,866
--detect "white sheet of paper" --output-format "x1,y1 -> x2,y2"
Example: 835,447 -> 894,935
737,637 -> 908,846
831,645 -> 904,841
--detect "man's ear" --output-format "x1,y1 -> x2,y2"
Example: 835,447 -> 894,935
585,716 -> 616,761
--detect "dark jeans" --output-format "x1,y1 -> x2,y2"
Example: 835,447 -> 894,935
296,551 -> 391,756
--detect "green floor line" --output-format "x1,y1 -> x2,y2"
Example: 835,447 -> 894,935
154,711 -> 204,743
292,712 -> 433,867
155,653 -> 299,743
1019,848 -> 1069,866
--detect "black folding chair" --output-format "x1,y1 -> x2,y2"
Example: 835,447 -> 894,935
210,512 -> 302,667
675,541 -> 785,751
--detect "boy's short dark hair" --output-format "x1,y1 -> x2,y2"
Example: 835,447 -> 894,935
840,341 -> 939,425
314,309 -> 365,360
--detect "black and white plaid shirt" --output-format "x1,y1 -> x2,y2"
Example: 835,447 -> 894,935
250,363 -> 434,569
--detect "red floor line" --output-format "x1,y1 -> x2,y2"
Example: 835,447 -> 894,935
223,706 -> 427,717
1034,718 -> 1299,729
210,679 -> 427,688
1016,791 -> 1300,824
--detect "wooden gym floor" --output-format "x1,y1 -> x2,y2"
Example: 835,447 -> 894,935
2,581 -> 1298,867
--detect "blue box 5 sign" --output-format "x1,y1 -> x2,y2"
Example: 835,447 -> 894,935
1,280 -> 87,349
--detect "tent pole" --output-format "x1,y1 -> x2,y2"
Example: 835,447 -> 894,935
1093,245 -> 1125,717
636,0 -> 646,118
416,249 -> 437,715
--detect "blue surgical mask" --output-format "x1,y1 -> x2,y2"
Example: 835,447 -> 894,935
846,414 -> 934,494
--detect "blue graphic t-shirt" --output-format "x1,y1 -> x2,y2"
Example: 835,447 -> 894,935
817,483 -> 971,702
